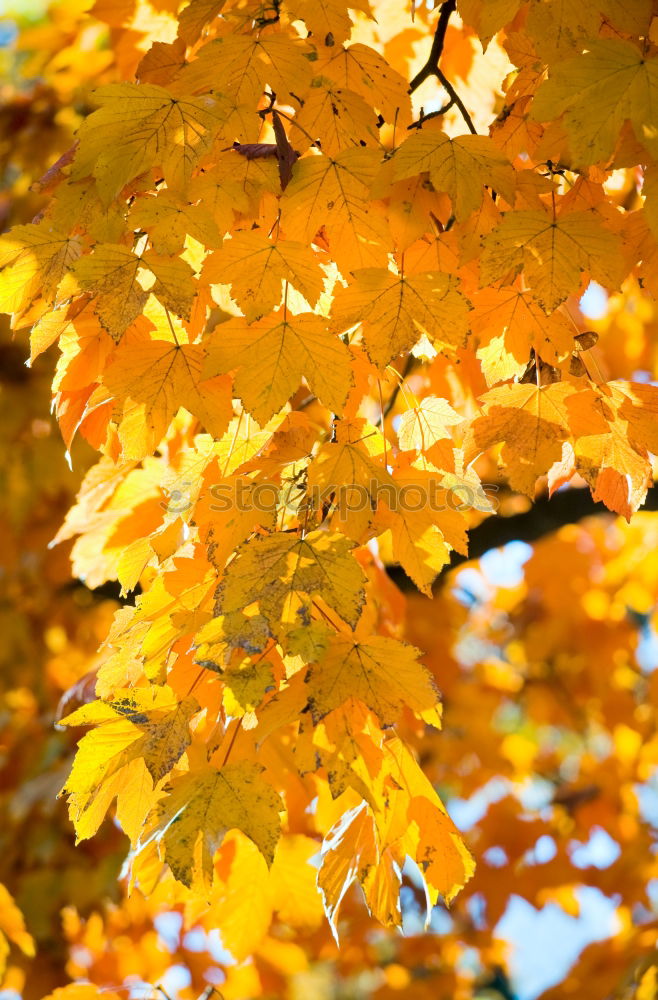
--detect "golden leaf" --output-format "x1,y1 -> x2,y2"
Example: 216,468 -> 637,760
391,127 -> 515,221
203,311 -> 352,423
146,761 -> 283,888
305,635 -> 442,727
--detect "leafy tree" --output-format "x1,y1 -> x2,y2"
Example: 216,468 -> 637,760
1,1 -> 658,998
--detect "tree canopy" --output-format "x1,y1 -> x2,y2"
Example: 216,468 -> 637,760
1,1 -> 658,998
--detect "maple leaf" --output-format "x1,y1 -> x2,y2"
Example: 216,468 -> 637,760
319,42 -> 412,128
531,39 -> 658,165
568,383 -> 658,519
331,267 -> 470,367
103,335 -> 233,458
203,311 -> 353,423
74,244 -> 196,340
293,81 -> 380,155
130,191 -> 223,255
174,34 -> 313,106
397,396 -> 463,453
390,127 -> 516,221
306,418 -> 394,540
480,209 -> 623,312
470,285 -> 576,384
280,148 -> 390,272
383,737 -> 475,907
318,803 -> 403,933
376,467 -> 469,595
72,83 -> 226,201
459,0 -> 522,48
0,224 -> 81,315
144,761 -> 283,889
467,382 -> 576,496
216,529 -> 367,633
61,686 -> 198,841
0,885 -> 34,980
202,232 -> 325,321
285,0 -> 360,46
305,635 -> 442,727
176,0 -> 226,44
8,0 -> 658,989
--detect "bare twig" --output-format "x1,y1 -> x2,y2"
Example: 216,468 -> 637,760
436,67 -> 477,134
408,1 -> 477,135
409,0 -> 456,93
408,98 -> 455,130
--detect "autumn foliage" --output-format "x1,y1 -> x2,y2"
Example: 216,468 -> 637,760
2,0 -> 658,997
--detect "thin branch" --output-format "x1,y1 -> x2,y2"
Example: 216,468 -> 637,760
408,1 -> 477,136
409,0 -> 456,93
436,67 -> 477,134
408,98 -> 455,130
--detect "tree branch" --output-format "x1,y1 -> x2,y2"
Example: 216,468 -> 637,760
436,67 -> 477,134
409,0 -> 456,93
408,1 -> 477,135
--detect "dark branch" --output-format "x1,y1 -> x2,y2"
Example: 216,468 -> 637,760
436,67 -> 477,134
408,98 -> 455,130
409,0 -> 456,93
408,1 -> 477,135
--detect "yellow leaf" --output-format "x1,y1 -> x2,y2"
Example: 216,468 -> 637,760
216,529 -> 367,633
72,83 -> 226,201
531,39 -> 658,165
384,737 -> 474,906
285,0 -> 356,45
468,382 -> 575,496
305,635 -> 442,727
61,686 -> 198,840
571,385 -> 654,520
210,834 -> 273,960
458,0 -> 522,47
480,209 -> 623,312
104,336 -> 233,457
391,127 -> 515,221
130,191 -> 223,255
221,660 -> 276,717
147,761 -> 283,889
318,803 -> 402,934
306,418 -> 394,540
281,148 -> 390,272
74,244 -> 147,339
0,224 -> 81,315
319,42 -> 412,128
177,0 -> 227,44
294,80 -> 380,155
203,232 -> 325,321
636,966 -> 658,1000
270,834 -> 325,929
331,267 -> 470,368
376,468 -> 469,596
397,396 -> 463,452
0,884 -> 34,982
175,34 -> 313,105
471,285 -> 575,385
203,311 -> 352,423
